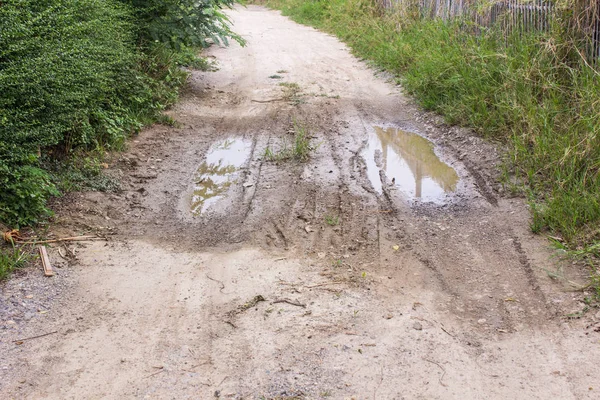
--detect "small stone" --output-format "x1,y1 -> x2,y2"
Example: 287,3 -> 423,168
413,322 -> 423,331
477,318 -> 487,324
384,314 -> 393,320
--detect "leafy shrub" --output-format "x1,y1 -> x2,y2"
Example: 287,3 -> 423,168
0,0 -> 241,227
0,0 -> 147,225
121,0 -> 243,49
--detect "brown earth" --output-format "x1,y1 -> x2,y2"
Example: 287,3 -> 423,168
2,5 -> 600,400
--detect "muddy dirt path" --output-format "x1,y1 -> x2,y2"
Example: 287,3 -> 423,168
2,5 -> 600,399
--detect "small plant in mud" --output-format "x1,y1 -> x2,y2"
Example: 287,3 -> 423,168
324,214 -> 339,226
263,147 -> 276,160
279,82 -> 303,104
264,121 -> 318,162
276,69 -> 288,74
269,74 -> 283,79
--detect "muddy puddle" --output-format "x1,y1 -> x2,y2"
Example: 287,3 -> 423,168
363,126 -> 459,203
191,138 -> 252,215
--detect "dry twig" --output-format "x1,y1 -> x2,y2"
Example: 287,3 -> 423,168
305,281 -> 344,289
17,235 -> 103,245
13,331 -> 58,344
273,298 -> 306,308
422,358 -> 448,387
206,274 -> 225,293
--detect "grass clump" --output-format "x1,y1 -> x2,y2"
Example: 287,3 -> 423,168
256,1 -> 600,255
264,120 -> 317,162
279,82 -> 304,104
0,246 -> 30,281
324,214 -> 339,226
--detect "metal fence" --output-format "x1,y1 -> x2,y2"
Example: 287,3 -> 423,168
376,0 -> 600,66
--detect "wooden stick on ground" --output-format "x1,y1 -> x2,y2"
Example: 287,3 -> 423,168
19,235 -> 103,245
13,330 -> 58,344
273,298 -> 306,308
251,98 -> 284,103
39,246 -> 54,277
305,281 -> 344,289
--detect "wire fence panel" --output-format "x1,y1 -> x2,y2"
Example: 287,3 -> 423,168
376,0 -> 600,67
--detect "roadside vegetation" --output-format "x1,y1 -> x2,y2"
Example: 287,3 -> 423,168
0,0 -> 242,228
255,0 -> 600,295
0,0 -> 242,279
0,245 -> 29,281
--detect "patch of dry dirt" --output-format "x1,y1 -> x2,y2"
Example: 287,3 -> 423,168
2,5 -> 600,399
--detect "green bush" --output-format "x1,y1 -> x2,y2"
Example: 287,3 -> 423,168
0,0 -> 148,225
121,0 -> 243,49
0,0 -> 241,227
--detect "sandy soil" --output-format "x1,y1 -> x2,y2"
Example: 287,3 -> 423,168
2,5 -> 600,399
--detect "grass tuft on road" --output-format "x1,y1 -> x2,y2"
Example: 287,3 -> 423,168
265,120 -> 317,162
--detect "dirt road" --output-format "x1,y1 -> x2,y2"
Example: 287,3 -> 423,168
2,5 -> 600,399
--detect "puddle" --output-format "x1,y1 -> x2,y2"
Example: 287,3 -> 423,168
363,126 -> 459,202
191,138 -> 252,215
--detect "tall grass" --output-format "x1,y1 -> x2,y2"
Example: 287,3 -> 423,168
257,0 -> 600,254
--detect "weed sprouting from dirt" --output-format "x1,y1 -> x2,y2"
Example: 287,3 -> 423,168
269,74 -> 283,79
276,69 -> 289,74
264,120 -> 318,162
263,147 -> 276,160
279,82 -> 304,104
324,214 -> 339,226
